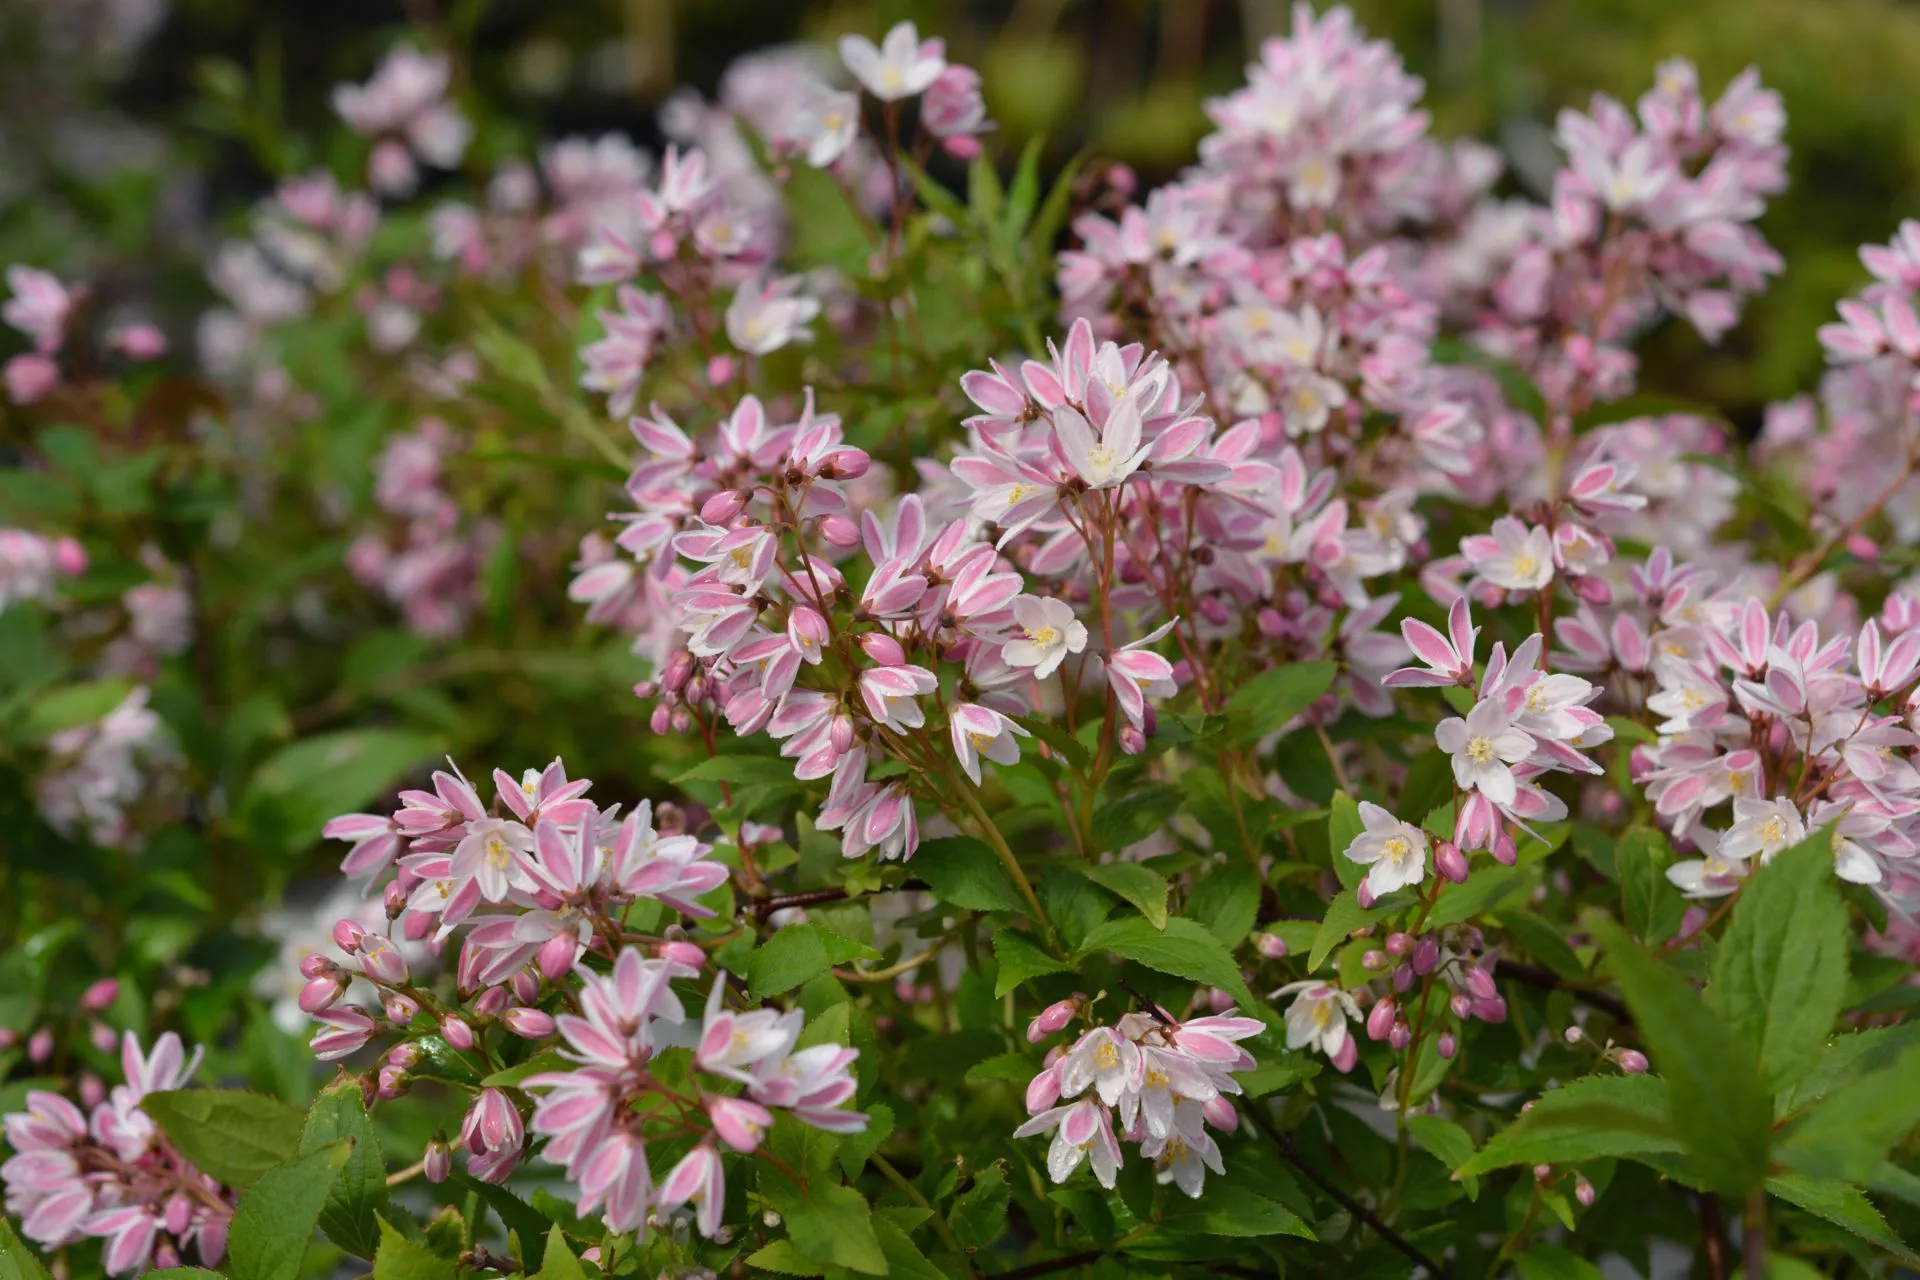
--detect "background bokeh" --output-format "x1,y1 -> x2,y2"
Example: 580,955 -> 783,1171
7,0 -> 1920,428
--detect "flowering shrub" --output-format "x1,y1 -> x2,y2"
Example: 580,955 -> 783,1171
5,5 -> 1920,1278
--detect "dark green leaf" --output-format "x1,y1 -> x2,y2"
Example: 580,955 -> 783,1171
670,754 -> 798,786
371,1214 -> 457,1280
913,837 -> 1027,914
1185,858 -> 1260,947
761,1171 -> 886,1275
1457,1075 -> 1683,1176
1767,1174 -> 1920,1266
749,925 -> 882,999
1157,1184 -> 1313,1238
1076,916 -> 1254,1006
1328,791 -> 1365,890
951,1164 -> 1010,1248
140,1089 -> 305,1190
228,1141 -> 352,1280
301,1076 -> 388,1259
993,929 -> 1071,997
1617,827 -> 1685,944
1076,862 -> 1169,929
1406,1114 -> 1480,1199
1776,1043 -> 1920,1182
1224,661 -> 1337,743
1513,1245 -> 1604,1280
238,730 -> 440,855
1089,785 -> 1183,852
459,1176 -> 549,1270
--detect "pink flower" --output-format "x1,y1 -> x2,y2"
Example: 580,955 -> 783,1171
655,1143 -> 725,1239
839,22 -> 945,101
3,267 -> 71,353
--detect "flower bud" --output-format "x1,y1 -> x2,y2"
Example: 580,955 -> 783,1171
462,1088 -> 523,1156
1437,1032 -> 1457,1059
1534,1164 -> 1553,1183
164,1194 -> 192,1237
377,1065 -> 410,1099
1118,725 -> 1146,755
332,919 -> 366,953
706,354 -> 736,386
658,940 -> 706,972
1386,932 -> 1413,957
1366,998 -> 1397,1041
661,649 -> 695,696
1362,949 -> 1388,971
386,1042 -> 422,1071
1355,882 -> 1376,909
1450,992 -> 1473,1020
1434,841 -> 1469,883
1564,1025 -> 1584,1044
1026,998 -> 1078,1043
859,633 -> 906,667
1388,1021 -> 1411,1050
700,489 -> 748,526
28,1028 -> 52,1065
536,933 -> 580,981
384,992 -> 419,1025
1617,1049 -> 1649,1073
650,702 -> 674,734
53,537 -> 87,577
472,986 -> 511,1018
502,1007 -> 556,1039
78,1073 -> 105,1109
1392,963 -> 1415,993
819,515 -> 860,547
1575,1174 -> 1595,1207
823,448 -> 870,480
1463,965 -> 1498,1002
1202,1095 -> 1239,1132
300,954 -> 334,980
382,883 -> 409,919
300,976 -> 346,1014
359,934 -> 408,986
1025,1063 -> 1062,1114
1570,574 -> 1613,605
424,1137 -> 452,1185
1412,936 -> 1440,976
80,979 -> 120,1012
1256,933 -> 1288,959
440,1014 -> 476,1052
1472,996 -> 1508,1024
89,1022 -> 117,1054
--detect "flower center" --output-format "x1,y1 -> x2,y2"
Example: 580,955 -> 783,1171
1027,625 -> 1058,646
486,835 -> 511,869
1092,1040 -> 1119,1070
1760,816 -> 1786,846
1465,736 -> 1495,765
1382,836 -> 1411,865
1511,552 -> 1537,579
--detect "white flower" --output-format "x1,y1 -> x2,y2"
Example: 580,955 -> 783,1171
839,22 -> 945,102
1001,596 -> 1087,680
1057,1028 -> 1143,1108
1470,516 -> 1555,592
801,90 -> 861,168
1665,829 -> 1749,899
950,702 -> 1029,786
1434,698 -> 1534,807
1013,1099 -> 1122,1188
449,816 -> 536,902
725,275 -> 820,355
1342,802 -> 1429,898
1279,372 -> 1348,437
1717,795 -> 1805,864
1273,981 -> 1359,1060
1054,401 -> 1149,489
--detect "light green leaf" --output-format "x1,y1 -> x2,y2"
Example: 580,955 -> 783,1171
742,1241 -> 826,1276
480,1051 -> 572,1088
1457,1075 -> 1683,1176
25,679 -> 137,738
140,1088 -> 305,1190
870,1219 -> 945,1280
536,1227 -> 590,1280
1076,916 -> 1254,1006
913,837 -> 1028,914
1307,889 -> 1401,973
952,1165 -> 1010,1249
761,1171 -> 886,1275
1426,866 -> 1529,927
1767,1173 -> 1920,1266
1225,660 -> 1337,743
749,925 -> 882,999
670,754 -> 799,787
1185,858 -> 1259,947
1706,829 -> 1849,1095
1406,1114 -> 1480,1199
228,1141 -> 352,1280
1617,826 -> 1685,944
1782,1023 -> 1920,1115
1328,791 -> 1366,890
1594,918 -> 1772,1197
838,1102 -> 894,1180
0,1219 -> 52,1280
300,1076 -> 388,1259
993,929 -> 1071,996
1776,1042 -> 1920,1182
1077,862 -> 1169,929
239,730 -> 439,855
370,1214 -> 457,1280
1514,1245 -> 1604,1280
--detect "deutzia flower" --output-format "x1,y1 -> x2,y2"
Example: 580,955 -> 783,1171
1342,803 -> 1429,897
1716,795 -> 1806,864
1002,596 -> 1088,680
1273,980 -> 1359,1070
1057,1027 -> 1143,1107
839,22 -> 945,102
1055,401 -> 1149,489
1665,829 -> 1750,899
950,702 -> 1029,785
1434,699 -> 1534,807
724,275 -> 820,356
1465,516 -> 1555,592
1013,1099 -> 1122,1188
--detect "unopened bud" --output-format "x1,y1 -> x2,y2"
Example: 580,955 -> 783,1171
440,1015 -> 475,1052
1202,1095 -> 1239,1132
1437,1032 -> 1457,1059
699,489 -> 747,525
299,954 -> 334,980
536,934 -> 580,981
823,448 -> 870,480
1355,882 -> 1376,909
424,1137 -> 451,1185
1363,949 -> 1389,971
1366,998 -> 1397,1041
1450,992 -> 1473,1020
1492,829 -> 1517,866
658,940 -> 706,971
384,993 -> 419,1024
502,1007 -> 556,1039
1388,1021 -> 1411,1051
1534,1164 -> 1553,1183
1256,933 -> 1288,959
28,1028 -> 52,1064
359,934 -> 409,986
1412,936 -> 1440,976
1575,1174 -> 1595,1207
1435,841 -> 1469,883
1564,1025 -> 1584,1044
1386,932 -> 1413,957
473,986 -> 511,1018
511,970 -> 542,1004
1025,1064 -> 1062,1114
1392,963 -> 1415,993
859,633 -> 906,667
80,979 -> 120,1012
78,1073 -> 105,1109
300,976 -> 346,1014
1617,1049 -> 1649,1073
1027,998 -> 1077,1043
332,920 -> 366,953
819,515 -> 859,547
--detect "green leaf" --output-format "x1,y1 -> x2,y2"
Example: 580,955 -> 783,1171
1224,661 -> 1336,742
1405,1114 -> 1480,1199
761,1171 -> 886,1275
749,924 -> 882,999
839,1102 -> 894,1180
1398,749 -> 1454,830
1499,910 -> 1586,981
1308,889 -> 1399,973
1513,1245 -> 1604,1280
1089,785 -> 1183,852
743,1241 -> 826,1276
0,1219 -> 52,1280
1706,829 -> 1849,1095
1457,1075 -> 1684,1176
535,1228 -> 590,1280
458,1176 -> 549,1270
1767,1173 -> 1920,1266
1593,918 -> 1772,1197
1327,791 -> 1366,890
480,1050 -> 572,1088
1012,713 -> 1090,773
1157,1183 -> 1314,1238
140,1089 -> 306,1190
239,730 -> 439,855
371,1214 -> 457,1280
300,1076 -> 389,1258
1782,1023 -> 1920,1114
473,322 -> 551,394
913,837 -> 1027,914
951,1164 -> 1011,1248
228,1141 -> 352,1280
871,1218 -> 945,1280
1776,1042 -> 1920,1182
670,754 -> 798,787
1076,916 -> 1254,1007
24,679 -> 137,738
993,929 -> 1071,996
1426,865 -> 1529,927
1617,826 -> 1686,944
1077,862 -> 1170,929
1186,858 -> 1260,947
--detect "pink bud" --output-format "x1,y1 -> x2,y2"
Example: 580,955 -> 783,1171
4,354 -> 58,403
1363,949 -> 1388,971
359,935 -> 408,985
1118,725 -> 1146,755
1570,575 -> 1613,606
662,649 -> 695,695
823,448 -> 870,480
1367,998 -> 1397,1041
706,355 -> 736,386
649,230 -> 678,261
1256,933 -> 1288,959
1492,829 -> 1517,866
1027,998 -> 1077,1043
377,1065 -> 410,1099
1392,963 -> 1414,992
384,993 -> 419,1024
1202,1095 -> 1239,1132
1450,992 -> 1473,1019
1199,595 -> 1230,626
1330,1036 -> 1359,1073
300,976 -> 346,1014
708,1095 -> 774,1153
1844,532 -> 1881,562
1355,882 -> 1376,910
1437,1032 -> 1457,1059
1463,965 -> 1498,1002
401,911 -> 432,943
650,702 -> 674,734
819,515 -> 860,547
78,1073 -> 105,1109
1564,1025 -> 1584,1044
52,537 -> 86,576
299,954 -> 334,980
1386,932 -> 1413,957
387,1042 -> 422,1071
89,1022 -> 116,1054
28,1028 -> 52,1064
536,933 -> 580,981
424,1137 -> 451,1184
501,1007 -> 555,1039
942,134 -> 983,160
1534,1163 -> 1553,1183
1388,1021 -> 1411,1051
1025,1063 -> 1062,1114
1435,841 -> 1469,883
383,883 -> 409,919
658,940 -> 706,971
1575,1174 -> 1595,1206
859,633 -> 906,666
1412,936 -> 1440,976
1473,996 -> 1508,1024
332,919 -> 366,953
1617,1049 -> 1649,1073
440,1015 -> 475,1052
700,489 -> 748,525
511,970 -> 542,1004
164,1193 -> 192,1237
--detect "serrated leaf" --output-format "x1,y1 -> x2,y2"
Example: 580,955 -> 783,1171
1077,862 -> 1169,929
1513,1245 -> 1604,1280
1457,1075 -> 1683,1176
993,929 -> 1070,996
1224,661 -> 1336,742
536,1228 -> 590,1280
1706,830 -> 1849,1095
1782,1023 -> 1920,1115
140,1089 -> 305,1190
761,1170 -> 886,1275
743,1241 -> 825,1276
1499,910 -> 1586,981
913,836 -> 1027,914
1157,1184 -> 1313,1238
301,1077 -> 388,1258
1767,1173 -> 1920,1266
951,1164 -> 1010,1248
371,1214 -> 457,1280
228,1141 -> 352,1280
1077,916 -> 1254,1006
239,730 -> 439,856
670,754 -> 798,786
1426,865 -> 1529,927
1617,826 -> 1685,944
481,1050 -> 572,1088
1593,918 -> 1771,1197
839,1102 -> 893,1180
1776,1042 -> 1920,1182
1089,785 -> 1183,852
1406,1114 -> 1480,1199
1307,889 -> 1401,973
458,1176 -> 549,1270
1328,791 -> 1366,890
0,1219 -> 52,1280
750,925 -> 882,999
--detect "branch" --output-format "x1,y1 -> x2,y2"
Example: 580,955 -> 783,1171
1242,1101 -> 1450,1278
998,1251 -> 1103,1280
1497,961 -> 1631,1024
749,880 -> 929,919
